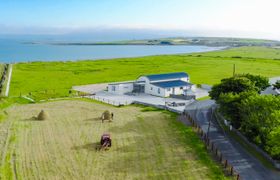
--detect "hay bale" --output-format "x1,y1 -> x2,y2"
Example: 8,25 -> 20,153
37,110 -> 48,120
102,110 -> 111,120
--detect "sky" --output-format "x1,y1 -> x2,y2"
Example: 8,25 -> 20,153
1,0 -> 280,40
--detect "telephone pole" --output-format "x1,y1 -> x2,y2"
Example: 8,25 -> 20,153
233,64 -> 236,77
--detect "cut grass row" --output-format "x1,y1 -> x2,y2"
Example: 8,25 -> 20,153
9,46 -> 280,101
0,100 -> 230,179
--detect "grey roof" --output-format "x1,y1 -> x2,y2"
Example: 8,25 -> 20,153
151,80 -> 192,88
145,72 -> 188,82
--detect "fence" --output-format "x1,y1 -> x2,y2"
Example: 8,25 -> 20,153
170,94 -> 196,100
183,112 -> 241,180
90,96 -> 185,114
90,95 -> 132,106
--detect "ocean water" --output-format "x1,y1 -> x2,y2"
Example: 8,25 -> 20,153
0,39 -> 223,63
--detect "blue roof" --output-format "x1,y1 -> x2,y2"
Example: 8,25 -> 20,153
145,72 -> 188,82
151,80 -> 192,88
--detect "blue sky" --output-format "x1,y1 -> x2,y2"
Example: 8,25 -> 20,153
1,0 -> 280,39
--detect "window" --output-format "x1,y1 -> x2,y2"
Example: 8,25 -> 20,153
112,86 -> 116,91
167,88 -> 171,91
158,88 -> 160,94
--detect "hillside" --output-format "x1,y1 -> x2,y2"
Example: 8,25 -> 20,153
51,37 -> 280,47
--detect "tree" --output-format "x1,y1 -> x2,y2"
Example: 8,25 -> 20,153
266,125 -> 280,159
236,74 -> 269,92
273,80 -> 280,90
217,91 -> 257,129
209,77 -> 258,100
239,95 -> 280,149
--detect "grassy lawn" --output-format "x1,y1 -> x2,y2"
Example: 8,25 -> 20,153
0,100 -> 229,179
10,46 -> 280,101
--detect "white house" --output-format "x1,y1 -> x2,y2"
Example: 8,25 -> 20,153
108,72 -> 194,97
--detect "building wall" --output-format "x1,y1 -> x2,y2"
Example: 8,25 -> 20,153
108,83 -> 134,95
137,76 -> 149,83
164,86 -> 188,97
145,83 -> 165,97
108,75 -> 191,96
137,76 -> 150,92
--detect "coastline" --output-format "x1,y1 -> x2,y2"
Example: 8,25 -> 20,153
0,42 -> 225,63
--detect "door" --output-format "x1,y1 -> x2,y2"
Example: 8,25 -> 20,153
172,88 -> 175,94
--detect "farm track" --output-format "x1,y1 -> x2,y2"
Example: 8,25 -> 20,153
1,100 -> 229,179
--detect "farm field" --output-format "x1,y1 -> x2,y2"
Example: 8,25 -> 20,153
195,46 -> 280,59
0,100 -> 229,179
10,46 -> 280,101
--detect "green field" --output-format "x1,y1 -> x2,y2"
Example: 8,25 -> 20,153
1,45 -> 280,179
0,100 -> 229,179
10,46 -> 280,101
195,46 -> 280,59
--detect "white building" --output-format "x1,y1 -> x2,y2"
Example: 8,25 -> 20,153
108,72 -> 194,97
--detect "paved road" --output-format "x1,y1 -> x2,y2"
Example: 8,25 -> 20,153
185,100 -> 280,180
269,76 -> 280,85
261,77 -> 280,95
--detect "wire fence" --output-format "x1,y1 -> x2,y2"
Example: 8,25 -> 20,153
90,95 -> 131,106
183,112 -> 241,180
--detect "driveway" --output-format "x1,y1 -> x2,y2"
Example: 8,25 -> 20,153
262,77 -> 280,95
72,83 -> 108,94
269,76 -> 280,85
185,100 -> 280,180
88,91 -> 195,112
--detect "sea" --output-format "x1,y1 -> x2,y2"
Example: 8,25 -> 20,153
0,39 -> 223,63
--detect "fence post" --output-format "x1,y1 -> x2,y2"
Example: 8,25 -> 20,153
219,153 -> 223,162
237,174 -> 240,180
230,166 -> 233,175
224,159 -> 228,168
